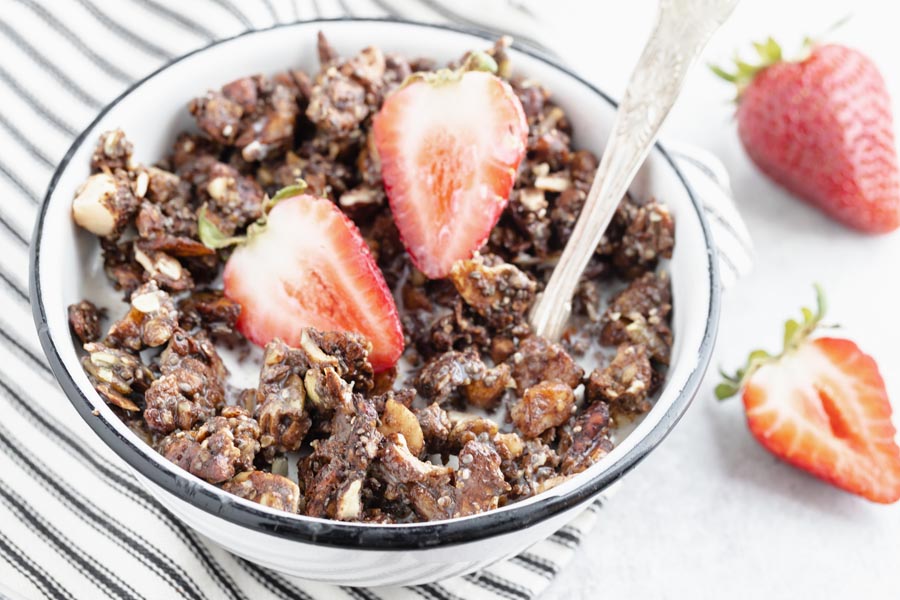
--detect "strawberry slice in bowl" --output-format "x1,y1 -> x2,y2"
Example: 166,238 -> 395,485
718,286 -> 900,503
373,54 -> 528,278
201,185 -> 404,371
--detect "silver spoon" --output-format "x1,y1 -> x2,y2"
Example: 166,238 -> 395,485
529,0 -> 739,340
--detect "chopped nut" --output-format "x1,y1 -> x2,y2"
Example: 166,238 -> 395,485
106,282 -> 178,351
534,174 -> 570,192
508,336 -> 584,395
144,330 -> 227,433
298,393 -> 382,519
206,176 -> 229,201
492,432 -> 524,461
81,342 -> 153,411
303,366 -> 345,412
157,406 -> 260,483
72,173 -> 135,237
449,254 -> 536,331
68,300 -> 102,344
447,413 -> 499,450
500,438 -> 560,500
177,290 -> 240,338
335,479 -> 363,520
586,344 -> 653,414
133,170 -> 149,198
91,129 -> 134,172
256,340 -> 313,455
134,247 -> 193,292
509,381 -> 575,439
415,403 -> 452,454
379,399 -> 424,456
462,363 -> 512,410
223,470 -> 300,512
559,401 -> 613,475
454,440 -> 509,515
339,185 -> 382,211
306,66 -> 369,138
613,201 -> 675,279
600,272 -> 673,364
517,188 -> 547,212
414,349 -> 486,404
377,432 -> 455,521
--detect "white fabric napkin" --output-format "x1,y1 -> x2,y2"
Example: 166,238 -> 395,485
0,1 -> 751,599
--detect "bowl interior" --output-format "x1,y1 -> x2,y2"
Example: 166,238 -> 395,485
32,19 -> 718,543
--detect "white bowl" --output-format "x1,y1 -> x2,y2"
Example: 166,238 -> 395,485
30,18 -> 720,587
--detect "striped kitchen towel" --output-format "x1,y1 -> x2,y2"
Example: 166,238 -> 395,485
0,1 -> 752,599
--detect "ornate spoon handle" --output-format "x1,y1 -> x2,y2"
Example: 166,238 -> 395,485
529,0 -> 738,340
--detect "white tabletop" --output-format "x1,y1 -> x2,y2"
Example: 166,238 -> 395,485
540,1 -> 900,597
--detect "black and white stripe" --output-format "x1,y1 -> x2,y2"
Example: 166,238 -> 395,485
0,1 -> 752,599
10,0 -> 136,84
0,424 -> 208,600
0,480 -> 147,600
0,344 -> 250,600
0,531 -> 76,600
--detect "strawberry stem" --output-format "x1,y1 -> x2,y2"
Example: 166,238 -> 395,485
269,180 -> 307,205
804,14 -> 853,48
716,285 -> 827,400
198,205 -> 246,250
198,179 -> 308,250
397,47 -> 501,92
462,50 -> 498,74
709,36 -> 786,99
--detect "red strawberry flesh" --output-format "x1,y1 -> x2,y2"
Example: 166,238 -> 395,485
223,194 -> 403,371
743,337 -> 900,503
373,70 -> 528,278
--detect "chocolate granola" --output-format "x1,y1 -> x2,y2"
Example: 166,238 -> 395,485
67,34 -> 674,522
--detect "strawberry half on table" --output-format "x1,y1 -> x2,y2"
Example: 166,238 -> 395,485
200,184 -> 404,371
718,287 -> 900,503
713,38 -> 900,233
373,52 -> 528,278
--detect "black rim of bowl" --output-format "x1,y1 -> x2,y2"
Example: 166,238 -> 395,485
30,17 -> 721,550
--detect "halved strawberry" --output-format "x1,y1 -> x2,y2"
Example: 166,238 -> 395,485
373,55 -> 528,278
718,287 -> 900,503
204,188 -> 403,371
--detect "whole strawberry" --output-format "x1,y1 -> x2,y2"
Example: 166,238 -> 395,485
714,38 -> 900,233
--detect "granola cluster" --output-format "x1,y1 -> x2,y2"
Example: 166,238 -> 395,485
67,34 -> 675,522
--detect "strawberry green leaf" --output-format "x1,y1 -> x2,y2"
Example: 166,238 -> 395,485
749,349 -> 771,363
397,48 -> 499,93
462,50 -> 498,74
718,285 -> 830,402
270,181 -> 308,204
753,37 -> 782,64
715,381 -> 741,400
784,318 -> 800,349
710,36 -> 794,99
805,14 -> 853,49
814,283 -> 827,321
198,205 -> 245,250
709,64 -> 738,83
